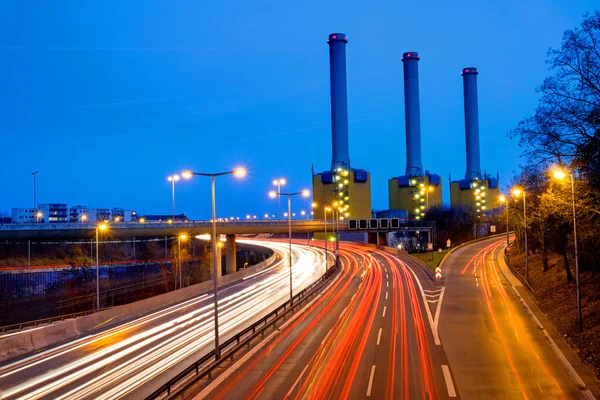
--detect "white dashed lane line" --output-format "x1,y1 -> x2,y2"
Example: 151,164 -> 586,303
366,365 -> 376,396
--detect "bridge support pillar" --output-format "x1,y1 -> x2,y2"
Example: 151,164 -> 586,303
226,234 -> 237,275
216,245 -> 222,278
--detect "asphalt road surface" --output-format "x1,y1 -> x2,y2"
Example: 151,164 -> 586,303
439,237 -> 597,400
0,239 -> 327,400
196,242 -> 459,400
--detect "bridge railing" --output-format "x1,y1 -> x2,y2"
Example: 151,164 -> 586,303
0,219 -> 327,230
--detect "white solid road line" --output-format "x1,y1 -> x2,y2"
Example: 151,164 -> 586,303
287,362 -> 311,397
366,365 -> 376,396
441,365 -> 457,397
491,245 -> 595,400
406,266 -> 440,345
382,306 -> 386,318
510,285 -> 595,400
321,328 -> 333,346
377,328 -> 382,345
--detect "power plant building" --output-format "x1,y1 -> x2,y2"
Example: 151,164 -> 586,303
388,52 -> 442,219
312,33 -> 372,222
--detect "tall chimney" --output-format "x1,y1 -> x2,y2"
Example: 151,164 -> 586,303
402,52 -> 423,177
462,67 -> 481,180
328,33 -> 350,171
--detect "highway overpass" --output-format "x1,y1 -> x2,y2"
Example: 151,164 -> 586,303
0,220 -> 330,240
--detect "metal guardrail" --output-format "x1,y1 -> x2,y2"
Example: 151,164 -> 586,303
145,261 -> 339,400
0,309 -> 109,334
503,244 -> 537,297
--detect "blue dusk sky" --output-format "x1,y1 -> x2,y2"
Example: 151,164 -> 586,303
0,1 -> 597,219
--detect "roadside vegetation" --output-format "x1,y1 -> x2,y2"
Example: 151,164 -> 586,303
507,12 -> 600,379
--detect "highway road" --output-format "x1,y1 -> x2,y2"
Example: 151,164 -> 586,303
0,240 -> 327,400
195,243 -> 459,400
439,237 -> 597,399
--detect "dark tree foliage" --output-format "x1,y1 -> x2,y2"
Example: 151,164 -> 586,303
508,12 -> 600,281
509,12 -> 600,187
424,205 -> 476,245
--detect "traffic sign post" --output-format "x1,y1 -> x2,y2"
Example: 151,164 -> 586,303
446,239 -> 451,248
435,266 -> 442,282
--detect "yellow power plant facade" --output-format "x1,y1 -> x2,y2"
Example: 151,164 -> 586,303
312,168 -> 372,221
388,173 -> 442,220
450,176 -> 500,216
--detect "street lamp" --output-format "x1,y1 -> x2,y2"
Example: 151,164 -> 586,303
499,195 -> 509,247
96,223 -> 108,310
31,171 -> 38,212
272,178 -> 287,221
167,174 -> 180,220
269,188 -> 310,306
181,166 -> 246,360
512,188 -> 528,282
552,168 -> 582,331
178,234 -> 188,290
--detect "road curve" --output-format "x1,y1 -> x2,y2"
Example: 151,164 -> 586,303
439,237 -> 597,399
0,240 -> 326,400
194,242 -> 459,400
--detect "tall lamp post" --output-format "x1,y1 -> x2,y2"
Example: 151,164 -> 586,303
182,167 -> 246,360
269,188 -> 310,307
272,178 -> 286,221
96,223 -> 108,310
499,195 -> 510,247
177,234 -> 187,289
553,168 -> 582,332
31,171 -> 38,212
512,188 -> 528,282
167,174 -> 180,220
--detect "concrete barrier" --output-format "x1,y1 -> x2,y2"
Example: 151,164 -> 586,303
0,253 -> 278,364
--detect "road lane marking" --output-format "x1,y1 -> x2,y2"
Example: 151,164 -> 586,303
193,270 -> 342,400
386,282 -> 389,288
433,287 -> 446,336
382,306 -> 387,318
385,292 -> 388,300
386,273 -> 388,279
321,328 -> 333,346
366,365 -> 376,396
377,328 -> 382,345
406,266 -> 439,345
441,365 -> 457,397
287,362 -> 311,397
423,289 -> 442,293
339,306 -> 348,319
509,285 -> 594,399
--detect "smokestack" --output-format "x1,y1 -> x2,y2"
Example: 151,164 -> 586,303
328,33 -> 350,171
402,52 -> 423,177
462,67 -> 481,180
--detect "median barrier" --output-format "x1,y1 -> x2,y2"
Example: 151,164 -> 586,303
0,252 -> 278,363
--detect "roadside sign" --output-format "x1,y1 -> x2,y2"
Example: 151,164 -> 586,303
446,239 -> 451,248
438,248 -> 442,253
427,243 -> 433,251
491,225 -> 496,233
435,266 -> 442,281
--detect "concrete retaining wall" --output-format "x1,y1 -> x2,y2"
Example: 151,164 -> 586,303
0,253 -> 279,364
